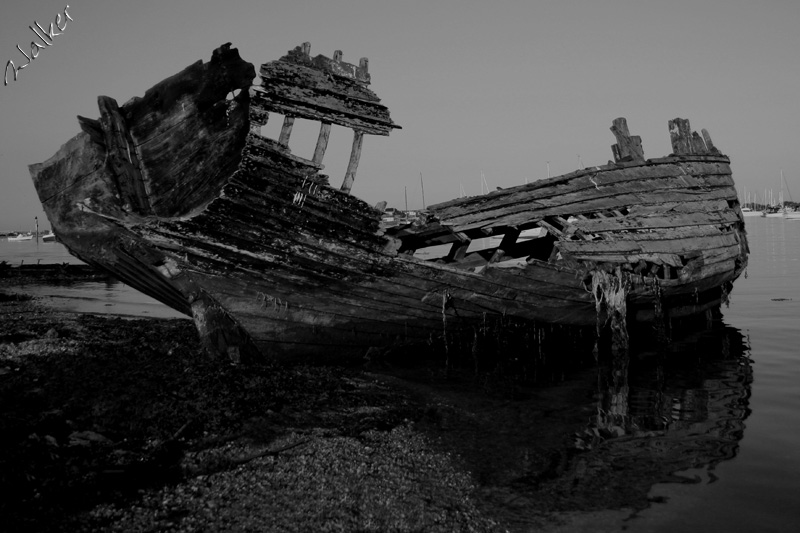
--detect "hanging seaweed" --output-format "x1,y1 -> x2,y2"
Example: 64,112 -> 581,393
590,266 -> 631,358
651,279 -> 671,344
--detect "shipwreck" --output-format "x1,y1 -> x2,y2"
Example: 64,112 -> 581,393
30,43 -> 749,362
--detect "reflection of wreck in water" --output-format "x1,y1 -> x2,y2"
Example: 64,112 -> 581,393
577,323 -> 752,478
405,322 -> 752,530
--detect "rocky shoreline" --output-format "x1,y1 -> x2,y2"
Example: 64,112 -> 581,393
0,287 -> 509,532
2,276 -> 672,532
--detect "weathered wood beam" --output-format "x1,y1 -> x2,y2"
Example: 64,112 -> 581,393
446,233 -> 471,262
489,229 -> 521,263
312,122 -> 332,164
559,231 -> 739,256
250,85 -> 395,135
610,117 -> 645,163
97,95 -> 152,215
77,115 -> 105,146
669,118 -> 697,155
190,293 -> 262,364
701,128 -> 719,154
278,116 -> 295,147
432,173 -> 736,231
691,131 -> 708,154
430,161 -> 731,220
538,219 -> 563,238
259,60 -> 380,103
570,210 -> 741,233
341,130 -> 364,194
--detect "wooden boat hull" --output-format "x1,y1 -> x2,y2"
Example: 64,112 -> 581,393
29,44 -> 749,362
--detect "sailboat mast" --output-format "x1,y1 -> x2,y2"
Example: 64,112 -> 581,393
420,172 -> 426,209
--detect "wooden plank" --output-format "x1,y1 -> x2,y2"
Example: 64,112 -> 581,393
77,115 -> 105,146
276,44 -> 372,85
583,225 -> 730,242
312,122 -> 332,164
447,233 -> 471,262
150,229 -> 455,324
278,116 -> 295,147
691,131 -> 708,154
172,219 -> 590,327
569,211 -> 741,233
341,130 -> 364,193
558,232 -> 739,256
250,84 -> 396,136
624,199 -> 731,217
610,117 -> 645,163
669,118 -> 694,154
429,162 -> 732,222
488,228 -> 521,263
701,128 -> 719,154
152,183 -> 595,319
169,194 -> 599,314
429,157 -> 730,214
439,174 -> 736,222
440,188 -> 738,234
123,44 -> 254,218
260,58 -> 380,102
97,96 -> 152,215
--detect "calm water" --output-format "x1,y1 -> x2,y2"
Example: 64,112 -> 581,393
631,216 -> 800,532
415,217 -> 800,532
0,238 -> 187,319
2,219 -> 800,531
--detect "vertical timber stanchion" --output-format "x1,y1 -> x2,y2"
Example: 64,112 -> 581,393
278,116 -> 295,147
341,130 -> 364,194
312,122 -> 331,165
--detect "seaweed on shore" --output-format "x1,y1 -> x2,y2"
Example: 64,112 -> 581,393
0,297 -> 500,532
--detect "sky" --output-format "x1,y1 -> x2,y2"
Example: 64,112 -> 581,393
2,0 -> 799,231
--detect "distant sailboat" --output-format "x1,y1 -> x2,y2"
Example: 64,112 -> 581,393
740,186 -> 761,216
763,177 -> 785,217
781,170 -> 800,219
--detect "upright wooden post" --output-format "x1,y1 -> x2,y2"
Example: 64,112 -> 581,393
489,228 -> 521,263
610,117 -> 644,163
312,122 -> 332,164
446,233 -> 471,262
278,116 -> 295,147
341,130 -> 364,194
668,118 -> 693,155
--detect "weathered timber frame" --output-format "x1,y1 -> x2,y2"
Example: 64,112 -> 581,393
249,41 -> 398,193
